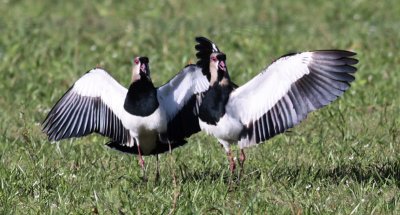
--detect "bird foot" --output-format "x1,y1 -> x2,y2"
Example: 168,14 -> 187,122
229,160 -> 236,173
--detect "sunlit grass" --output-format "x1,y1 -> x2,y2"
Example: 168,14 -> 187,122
0,0 -> 399,214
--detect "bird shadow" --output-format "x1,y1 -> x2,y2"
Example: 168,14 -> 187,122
269,160 -> 400,187
172,160 -> 400,188
177,163 -> 233,183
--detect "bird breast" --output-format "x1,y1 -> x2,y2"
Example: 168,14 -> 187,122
199,113 -> 243,142
123,107 -> 167,135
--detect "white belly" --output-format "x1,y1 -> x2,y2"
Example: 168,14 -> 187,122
121,108 -> 167,154
199,113 -> 243,142
124,107 -> 167,135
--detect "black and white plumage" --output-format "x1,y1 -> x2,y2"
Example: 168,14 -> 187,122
43,57 -> 209,169
195,37 -> 358,172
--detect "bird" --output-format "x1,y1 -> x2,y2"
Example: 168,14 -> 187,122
194,36 -> 358,174
42,56 -> 209,177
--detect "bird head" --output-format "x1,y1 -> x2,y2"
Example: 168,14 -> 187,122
195,36 -> 221,81
209,52 -> 229,85
132,56 -> 151,82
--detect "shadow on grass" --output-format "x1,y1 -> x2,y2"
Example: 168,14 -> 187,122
172,160 -> 400,187
175,162 -> 262,185
270,160 -> 400,187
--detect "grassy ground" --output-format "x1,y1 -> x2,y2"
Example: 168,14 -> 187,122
1,0 -> 399,214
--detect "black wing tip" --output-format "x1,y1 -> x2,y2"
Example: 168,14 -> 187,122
310,50 -> 359,75
276,50 -> 358,64
350,58 -> 359,65
313,50 -> 358,58
346,74 -> 356,82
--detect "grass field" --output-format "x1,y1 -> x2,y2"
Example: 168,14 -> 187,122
1,0 -> 399,214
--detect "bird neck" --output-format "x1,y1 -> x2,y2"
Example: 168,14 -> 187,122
124,78 -> 159,117
209,65 -> 231,86
219,75 -> 231,87
198,83 -> 233,125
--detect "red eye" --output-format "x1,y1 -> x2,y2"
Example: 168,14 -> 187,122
211,56 -> 217,62
134,58 -> 139,65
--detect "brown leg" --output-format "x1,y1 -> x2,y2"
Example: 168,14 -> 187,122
227,150 -> 236,174
136,144 -> 147,181
137,144 -> 145,169
238,149 -> 246,180
239,149 -> 246,169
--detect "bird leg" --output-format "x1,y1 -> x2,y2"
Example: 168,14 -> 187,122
227,150 -> 236,174
155,154 -> 160,183
238,149 -> 246,179
136,144 -> 147,181
137,147 -> 145,169
239,149 -> 246,169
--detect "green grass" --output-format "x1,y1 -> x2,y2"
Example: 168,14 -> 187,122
1,0 -> 400,214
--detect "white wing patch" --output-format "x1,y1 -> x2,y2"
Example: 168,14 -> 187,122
228,52 -> 313,124
157,65 -> 209,122
225,51 -> 357,148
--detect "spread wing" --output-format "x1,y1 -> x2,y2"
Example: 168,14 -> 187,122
225,51 -> 358,147
42,68 -> 131,144
157,65 -> 209,140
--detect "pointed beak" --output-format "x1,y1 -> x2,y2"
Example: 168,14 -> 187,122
140,63 -> 147,73
218,61 -> 226,72
140,62 -> 151,80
